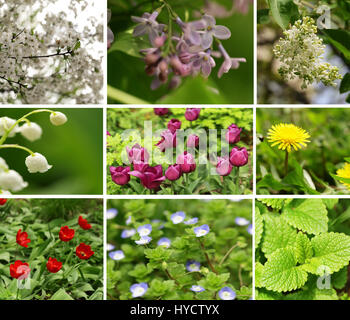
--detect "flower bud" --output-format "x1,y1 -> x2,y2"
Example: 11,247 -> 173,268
165,164 -> 182,181
0,170 -> 28,192
110,166 -> 130,185
187,134 -> 199,148
0,157 -> 9,171
167,119 -> 181,133
20,122 -> 42,142
25,153 -> 52,173
176,151 -> 196,173
126,144 -> 149,164
229,147 -> 248,167
184,108 -> 201,121
154,108 -> 169,116
50,112 -> 67,126
216,156 -> 233,176
225,124 -> 242,144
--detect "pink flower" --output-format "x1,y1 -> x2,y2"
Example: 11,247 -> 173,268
130,165 -> 165,190
187,134 -> 199,148
218,43 -> 246,78
131,11 -> 165,44
229,147 -> 248,167
155,130 -> 177,152
154,108 -> 169,116
201,15 -> 231,49
126,144 -> 150,164
192,51 -> 216,78
167,119 -> 181,133
226,124 -> 242,144
110,166 -> 130,185
185,108 -> 201,121
216,156 -> 233,176
165,165 -> 182,181
176,151 -> 196,173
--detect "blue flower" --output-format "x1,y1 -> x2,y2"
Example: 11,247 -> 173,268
184,217 -> 198,225
106,243 -> 115,251
137,224 -> 152,236
157,237 -> 171,248
170,211 -> 186,224
126,216 -> 132,225
106,208 -> 118,219
109,250 -> 125,261
152,219 -> 165,229
247,224 -> 253,235
186,260 -> 201,272
190,285 -> 205,292
121,229 -> 136,239
218,287 -> 236,300
194,224 -> 210,237
130,282 -> 148,298
235,217 -> 250,226
135,236 -> 152,245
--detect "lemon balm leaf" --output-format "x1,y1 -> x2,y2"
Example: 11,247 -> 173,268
295,232 -> 313,264
255,206 -> 264,249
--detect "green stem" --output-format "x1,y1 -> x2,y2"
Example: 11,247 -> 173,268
107,85 -> 149,104
198,239 -> 218,274
219,244 -> 239,266
235,167 -> 240,194
78,267 -> 86,281
16,287 -> 19,300
0,144 -> 34,156
284,150 -> 289,177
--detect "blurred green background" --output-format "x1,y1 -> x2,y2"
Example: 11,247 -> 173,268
1,108 -> 103,194
108,0 -> 253,104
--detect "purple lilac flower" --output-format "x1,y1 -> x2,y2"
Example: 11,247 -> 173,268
131,11 -> 165,44
135,236 -> 152,245
200,15 -> 231,49
218,43 -> 246,78
121,229 -> 136,239
247,224 -> 253,235
192,51 -> 216,78
194,224 -> 210,237
184,217 -> 198,225
137,224 -> 152,236
106,243 -> 115,251
171,211 -> 186,224
235,217 -> 250,226
109,250 -> 125,261
130,283 -> 148,298
157,237 -> 171,248
186,260 -> 201,272
218,287 -> 236,300
106,208 -> 118,219
190,285 -> 205,292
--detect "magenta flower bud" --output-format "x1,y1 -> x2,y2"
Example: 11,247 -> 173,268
130,165 -> 165,190
153,35 -> 166,48
216,156 -> 233,176
167,119 -> 181,133
110,166 -> 130,185
126,144 -> 150,164
155,130 -> 177,152
107,131 -> 111,136
187,134 -> 199,148
176,151 -> 196,173
154,108 -> 169,116
165,164 -> 182,181
229,147 -> 248,167
226,124 -> 242,144
170,56 -> 191,76
185,108 -> 201,121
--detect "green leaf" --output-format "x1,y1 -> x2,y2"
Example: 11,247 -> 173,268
258,198 -> 285,209
257,9 -> 271,24
257,174 -> 290,191
282,199 -> 328,235
322,29 -> 350,62
255,206 -> 264,249
295,232 -> 313,264
255,262 -> 264,288
303,232 -> 350,275
108,30 -> 145,58
332,267 -> 348,289
340,73 -> 350,94
261,214 -> 298,256
198,272 -> 230,291
267,0 -> 300,29
261,247 -> 308,292
49,288 -> 74,300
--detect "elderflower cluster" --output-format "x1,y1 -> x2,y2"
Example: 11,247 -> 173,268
0,0 -> 103,104
273,16 -> 342,89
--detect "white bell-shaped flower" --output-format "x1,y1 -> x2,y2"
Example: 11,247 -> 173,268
0,170 -> 28,192
20,122 -> 43,142
50,112 -> 67,126
0,117 -> 19,137
0,157 -> 9,171
25,153 -> 52,173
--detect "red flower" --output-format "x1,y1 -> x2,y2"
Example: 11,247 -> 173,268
76,243 -> 94,260
46,257 -> 62,273
16,229 -> 31,248
59,226 -> 75,242
78,215 -> 92,230
10,260 -> 30,279
0,198 -> 7,206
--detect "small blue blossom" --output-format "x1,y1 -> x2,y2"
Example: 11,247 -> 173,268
247,224 -> 253,235
152,219 -> 165,229
190,285 -> 205,292
130,282 -> 148,298
137,224 -> 152,236
218,287 -> 236,300
135,236 -> 152,245
126,216 -> 132,225
109,250 -> 125,261
106,208 -> 118,219
170,211 -> 186,224
186,260 -> 201,272
194,224 -> 210,237
235,217 -> 250,226
106,243 -> 115,251
121,229 -> 136,239
157,237 -> 171,248
184,217 -> 198,225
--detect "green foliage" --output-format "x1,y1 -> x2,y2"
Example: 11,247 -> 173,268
266,0 -> 300,29
107,199 -> 252,300
256,198 -> 350,300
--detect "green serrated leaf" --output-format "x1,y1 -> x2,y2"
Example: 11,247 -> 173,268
258,198 -> 285,209
295,232 -> 313,264
255,262 -> 264,288
255,206 -> 264,249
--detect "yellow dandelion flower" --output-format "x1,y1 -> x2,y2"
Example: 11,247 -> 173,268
267,123 -> 310,153
336,163 -> 350,190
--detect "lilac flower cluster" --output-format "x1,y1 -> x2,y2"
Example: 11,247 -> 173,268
131,6 -> 246,90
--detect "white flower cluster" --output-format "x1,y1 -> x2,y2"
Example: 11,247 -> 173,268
0,0 -> 103,104
0,111 -> 67,193
273,16 -> 342,89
